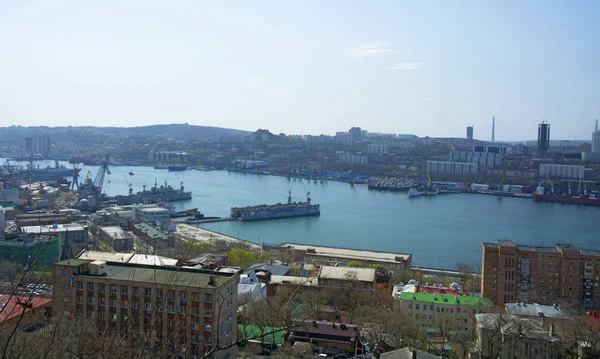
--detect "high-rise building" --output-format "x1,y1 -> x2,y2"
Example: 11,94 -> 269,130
537,122 -> 550,156
481,240 -> 600,310
349,127 -> 363,141
592,119 -> 600,153
466,126 -> 474,141
491,117 -> 495,143
52,259 -> 239,358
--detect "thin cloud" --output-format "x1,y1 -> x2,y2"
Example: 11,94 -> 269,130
386,62 -> 425,70
240,75 -> 264,86
345,42 -> 395,58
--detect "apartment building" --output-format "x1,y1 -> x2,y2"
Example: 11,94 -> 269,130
52,259 -> 239,358
398,292 -> 494,334
482,240 -> 600,309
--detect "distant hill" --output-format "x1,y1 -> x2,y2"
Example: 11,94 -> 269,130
107,124 -> 251,141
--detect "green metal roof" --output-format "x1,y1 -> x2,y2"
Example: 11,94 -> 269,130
238,325 -> 285,345
399,292 -> 493,306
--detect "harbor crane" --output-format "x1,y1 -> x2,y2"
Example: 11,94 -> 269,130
71,163 -> 80,191
175,174 -> 184,192
92,154 -> 111,196
124,175 -> 133,195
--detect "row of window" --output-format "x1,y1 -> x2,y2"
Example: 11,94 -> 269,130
75,282 -> 212,303
409,303 -> 481,314
96,325 -> 214,346
75,297 -> 213,317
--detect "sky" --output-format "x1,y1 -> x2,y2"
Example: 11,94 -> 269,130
1,1 -> 599,141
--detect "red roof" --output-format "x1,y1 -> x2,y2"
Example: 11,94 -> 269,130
0,296 -> 52,323
417,285 -> 470,296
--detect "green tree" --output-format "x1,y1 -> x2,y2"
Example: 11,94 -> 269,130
227,249 -> 257,268
347,260 -> 364,268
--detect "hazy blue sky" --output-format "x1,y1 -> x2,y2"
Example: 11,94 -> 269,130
1,1 -> 598,140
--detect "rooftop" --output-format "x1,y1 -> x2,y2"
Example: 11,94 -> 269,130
78,250 -> 135,263
0,296 -> 52,323
283,243 -> 411,263
138,207 -> 169,213
238,325 -> 285,345
291,320 -> 358,339
318,266 -> 375,282
73,261 -> 234,287
381,347 -> 441,359
247,263 -> 291,276
476,313 -> 560,342
270,275 -> 319,286
485,240 -> 600,257
128,254 -> 179,267
21,224 -> 85,234
398,292 -> 493,306
505,303 -> 566,318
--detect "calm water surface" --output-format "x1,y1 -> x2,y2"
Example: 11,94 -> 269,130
8,160 -> 600,269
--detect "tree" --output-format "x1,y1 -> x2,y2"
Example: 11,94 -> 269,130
227,249 -> 257,268
347,260 -> 364,268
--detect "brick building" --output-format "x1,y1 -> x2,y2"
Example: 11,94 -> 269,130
482,240 -> 600,309
0,295 -> 52,329
52,259 -> 239,358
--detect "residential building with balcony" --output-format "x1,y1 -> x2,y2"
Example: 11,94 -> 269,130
482,240 -> 600,310
52,259 -> 239,358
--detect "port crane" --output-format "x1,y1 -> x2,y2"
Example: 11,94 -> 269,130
175,174 -> 184,192
124,175 -> 133,195
71,163 -> 80,190
92,154 -> 111,196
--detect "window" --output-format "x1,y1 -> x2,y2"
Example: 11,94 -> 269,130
110,313 -> 117,321
87,311 -> 94,319
87,282 -> 95,291
111,299 -> 117,308
168,305 -> 175,313
63,269 -> 70,276
110,326 -> 116,335
430,305 -> 433,311
88,297 -> 94,305
156,289 -> 163,299
76,309 -> 83,317
121,314 -> 128,322
450,309 -> 454,314
99,284 -> 105,292
192,336 -> 199,344
192,307 -> 200,316
180,291 -> 187,300
145,303 -> 151,311
193,292 -> 200,301
76,282 -> 83,290
132,301 -> 139,309
145,288 -> 152,297
98,311 -> 104,319
204,324 -> 212,332
122,300 -> 128,308
204,309 -> 212,318
121,286 -> 128,295
192,322 -> 200,330
168,290 -> 174,299
436,307 -> 440,312
205,337 -> 212,346
204,294 -> 212,303
110,285 -> 117,294
179,306 -> 185,315
76,296 -> 83,304
415,304 -> 420,310
457,308 -> 461,313
99,298 -> 106,306
168,319 -> 173,327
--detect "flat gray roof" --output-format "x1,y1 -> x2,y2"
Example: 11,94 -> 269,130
282,243 -> 411,263
505,303 -> 566,319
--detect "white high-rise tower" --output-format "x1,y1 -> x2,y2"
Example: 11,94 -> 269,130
592,119 -> 600,153
491,116 -> 496,143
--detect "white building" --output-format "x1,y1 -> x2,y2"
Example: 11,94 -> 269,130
0,187 -> 19,203
367,144 -> 389,154
339,153 -> 368,164
237,270 -> 266,305
20,223 -> 88,242
427,161 -> 478,175
132,206 -> 170,224
539,164 -> 585,179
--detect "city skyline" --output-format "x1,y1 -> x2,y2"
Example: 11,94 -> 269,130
1,1 -> 599,141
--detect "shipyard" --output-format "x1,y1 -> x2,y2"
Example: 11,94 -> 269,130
1,2 -> 600,357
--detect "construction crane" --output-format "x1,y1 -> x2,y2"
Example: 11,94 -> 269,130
124,175 -> 133,195
175,174 -> 184,192
93,154 -> 111,196
71,163 -> 80,191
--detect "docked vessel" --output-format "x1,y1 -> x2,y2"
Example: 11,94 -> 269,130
168,165 -> 188,171
408,185 -> 440,197
368,179 -> 415,192
231,190 -> 320,221
21,161 -> 80,182
534,186 -> 600,206
115,179 -> 192,205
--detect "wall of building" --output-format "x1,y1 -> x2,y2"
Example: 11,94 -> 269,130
539,164 -> 585,179
427,161 -> 479,175
339,154 -> 368,164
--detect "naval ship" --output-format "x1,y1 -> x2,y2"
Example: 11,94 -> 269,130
115,179 -> 192,205
231,190 -> 320,221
